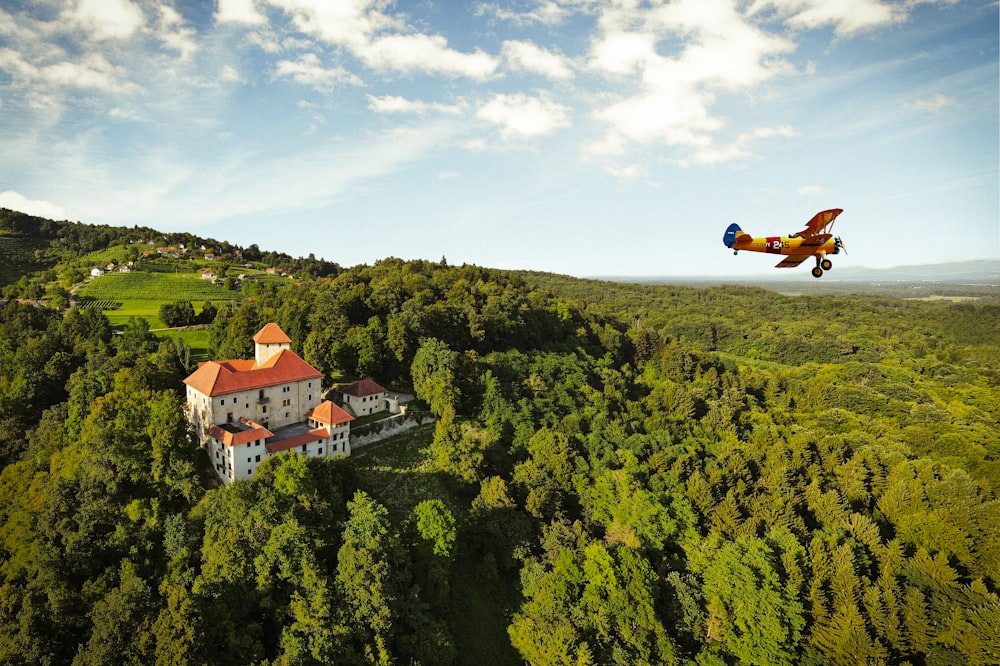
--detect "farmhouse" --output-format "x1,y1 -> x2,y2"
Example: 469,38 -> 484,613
183,323 -> 353,485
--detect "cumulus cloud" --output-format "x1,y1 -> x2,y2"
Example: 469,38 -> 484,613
260,0 -> 498,79
64,0 -> 146,41
477,92 -> 572,139
216,0 -> 268,26
156,5 -> 198,59
587,0 -> 796,165
274,53 -> 362,90
502,40 -> 574,80
0,47 -> 138,95
0,190 -> 68,219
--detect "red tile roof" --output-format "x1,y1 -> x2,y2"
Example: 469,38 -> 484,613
207,422 -> 274,447
266,428 -> 330,455
183,349 -> 322,397
253,322 -> 291,345
340,378 -> 388,397
308,400 -> 354,426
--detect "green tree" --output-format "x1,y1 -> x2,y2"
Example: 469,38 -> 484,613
700,534 -> 806,666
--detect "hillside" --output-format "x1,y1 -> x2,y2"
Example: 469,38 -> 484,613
0,213 -> 998,665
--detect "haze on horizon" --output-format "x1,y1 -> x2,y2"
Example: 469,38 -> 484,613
0,0 -> 997,278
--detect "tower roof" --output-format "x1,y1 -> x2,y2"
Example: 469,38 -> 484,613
253,322 -> 292,345
307,400 -> 354,426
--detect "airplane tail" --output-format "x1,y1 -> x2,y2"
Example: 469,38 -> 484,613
723,223 -> 746,248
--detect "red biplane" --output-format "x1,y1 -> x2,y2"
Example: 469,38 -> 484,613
723,208 -> 846,278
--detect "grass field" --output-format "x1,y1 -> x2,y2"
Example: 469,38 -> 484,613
158,327 -> 213,364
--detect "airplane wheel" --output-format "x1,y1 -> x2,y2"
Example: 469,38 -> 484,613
821,258 -> 832,270
811,266 -> 824,278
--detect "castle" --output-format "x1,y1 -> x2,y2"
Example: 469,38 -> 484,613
183,323 -> 354,484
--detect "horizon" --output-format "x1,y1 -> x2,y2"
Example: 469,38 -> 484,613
1,0 -> 997,278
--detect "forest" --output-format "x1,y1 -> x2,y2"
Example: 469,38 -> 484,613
0,215 -> 998,665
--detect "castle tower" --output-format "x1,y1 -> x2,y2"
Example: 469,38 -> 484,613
253,322 -> 292,366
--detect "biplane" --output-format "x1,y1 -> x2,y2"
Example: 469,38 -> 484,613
723,208 -> 846,278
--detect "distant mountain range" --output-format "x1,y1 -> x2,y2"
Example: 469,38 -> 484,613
822,259 -> 1000,283
595,260 -> 1000,285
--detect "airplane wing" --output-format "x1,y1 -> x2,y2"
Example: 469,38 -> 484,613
775,255 -> 810,268
793,209 -> 843,238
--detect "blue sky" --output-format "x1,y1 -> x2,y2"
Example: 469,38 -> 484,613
1,0 -> 996,277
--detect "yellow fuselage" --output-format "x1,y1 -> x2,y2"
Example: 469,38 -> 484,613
732,234 -> 836,257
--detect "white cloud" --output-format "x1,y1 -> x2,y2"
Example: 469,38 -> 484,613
477,92 -> 572,139
362,33 -> 497,79
0,190 -> 68,219
261,0 -> 499,79
108,106 -> 141,120
589,31 -> 657,75
274,53 -> 362,90
367,94 -> 466,115
475,1 -> 572,26
217,0 -> 268,25
156,5 -> 198,60
747,0 -> 903,36
65,0 -> 145,41
220,64 -> 244,83
438,170 -> 460,180
0,47 -> 138,95
502,40 -> 574,80
907,93 -> 954,113
797,184 -> 827,196
681,125 -> 796,165
587,0 -> 796,165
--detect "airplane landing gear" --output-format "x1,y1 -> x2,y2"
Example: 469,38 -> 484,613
812,256 -> 826,278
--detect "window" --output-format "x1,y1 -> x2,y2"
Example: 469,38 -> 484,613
262,406 -> 267,413
247,457 -> 251,463
285,412 -> 289,418
227,412 -> 233,422
318,448 -> 323,455
247,469 -> 251,476
259,389 -> 265,400
255,455 -> 260,462
308,394 -> 312,401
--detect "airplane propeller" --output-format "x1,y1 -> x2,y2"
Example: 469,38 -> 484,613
835,237 -> 847,254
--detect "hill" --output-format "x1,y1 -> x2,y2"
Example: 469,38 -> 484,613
0,212 -> 998,665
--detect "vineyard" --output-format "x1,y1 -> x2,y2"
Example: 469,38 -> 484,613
76,270 -> 245,303
74,269 -> 248,327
